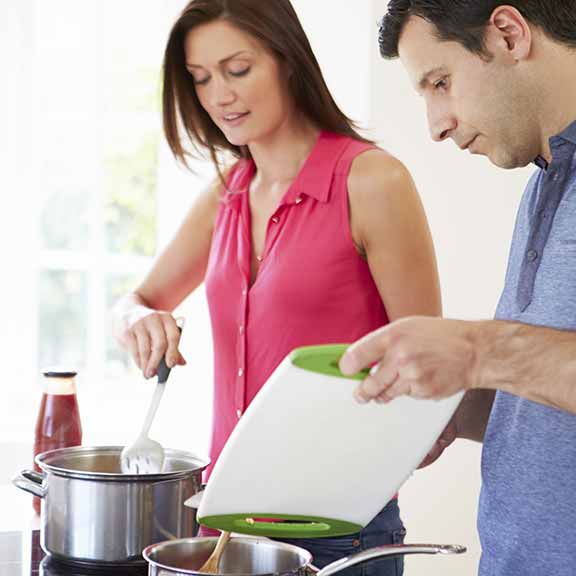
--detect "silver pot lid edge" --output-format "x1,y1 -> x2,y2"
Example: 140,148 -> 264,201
36,445 -> 210,481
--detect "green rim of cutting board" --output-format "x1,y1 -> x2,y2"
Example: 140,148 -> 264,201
290,344 -> 370,381
198,513 -> 363,538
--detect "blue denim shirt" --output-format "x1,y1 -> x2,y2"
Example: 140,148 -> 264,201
478,120 -> 576,576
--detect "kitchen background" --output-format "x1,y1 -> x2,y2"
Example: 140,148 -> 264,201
0,1 -> 531,574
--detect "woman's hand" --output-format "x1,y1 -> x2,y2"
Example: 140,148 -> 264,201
127,310 -> 186,378
114,296 -> 186,378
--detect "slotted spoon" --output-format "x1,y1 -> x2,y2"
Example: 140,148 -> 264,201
120,353 -> 175,475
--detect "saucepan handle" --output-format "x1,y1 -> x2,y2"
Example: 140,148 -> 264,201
12,469 -> 46,499
313,544 -> 466,576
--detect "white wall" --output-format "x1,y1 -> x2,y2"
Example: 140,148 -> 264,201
369,3 -> 532,575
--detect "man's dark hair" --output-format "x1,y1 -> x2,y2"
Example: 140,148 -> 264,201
379,0 -> 576,59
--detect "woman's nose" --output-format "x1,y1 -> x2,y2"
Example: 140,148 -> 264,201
208,75 -> 236,108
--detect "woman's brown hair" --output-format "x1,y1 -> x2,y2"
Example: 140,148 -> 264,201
163,0 -> 369,170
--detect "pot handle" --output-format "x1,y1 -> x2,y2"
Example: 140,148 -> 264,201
315,543 -> 466,576
12,469 -> 46,499
184,488 -> 205,509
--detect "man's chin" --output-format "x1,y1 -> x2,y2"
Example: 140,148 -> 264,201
487,149 -> 529,170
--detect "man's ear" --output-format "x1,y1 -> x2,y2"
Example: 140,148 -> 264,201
485,5 -> 532,62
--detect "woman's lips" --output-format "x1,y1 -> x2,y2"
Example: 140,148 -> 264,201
221,112 -> 250,127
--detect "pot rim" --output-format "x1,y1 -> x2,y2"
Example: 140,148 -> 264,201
143,536 -> 313,576
35,445 -> 210,482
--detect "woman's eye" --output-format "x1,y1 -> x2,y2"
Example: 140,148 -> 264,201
193,76 -> 210,86
229,67 -> 250,78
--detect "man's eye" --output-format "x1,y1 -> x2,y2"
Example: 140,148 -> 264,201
229,67 -> 250,78
433,78 -> 448,90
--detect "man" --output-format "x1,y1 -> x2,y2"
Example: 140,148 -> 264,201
338,2 -> 576,575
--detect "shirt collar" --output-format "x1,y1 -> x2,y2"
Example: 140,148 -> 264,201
533,118 -> 576,170
221,159 -> 254,209
222,131 -> 351,208
555,118 -> 576,146
282,131 -> 348,205
533,155 -> 548,170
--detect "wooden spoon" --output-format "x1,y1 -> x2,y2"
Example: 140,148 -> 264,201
198,531 -> 231,574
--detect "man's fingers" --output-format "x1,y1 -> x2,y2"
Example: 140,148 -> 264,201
419,421 -> 458,469
340,326 -> 391,376
372,377 -> 412,404
418,442 -> 443,469
353,361 -> 398,403
386,377 -> 415,401
441,421 -> 458,446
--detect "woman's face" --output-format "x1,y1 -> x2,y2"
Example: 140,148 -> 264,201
184,20 -> 293,146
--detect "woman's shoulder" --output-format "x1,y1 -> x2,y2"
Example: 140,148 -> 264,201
347,147 -> 414,202
203,158 -> 253,205
221,158 -> 254,195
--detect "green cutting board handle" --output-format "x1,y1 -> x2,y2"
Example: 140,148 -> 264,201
199,513 -> 363,538
290,344 -> 370,381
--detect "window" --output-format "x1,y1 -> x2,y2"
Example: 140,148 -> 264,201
1,0 -> 214,471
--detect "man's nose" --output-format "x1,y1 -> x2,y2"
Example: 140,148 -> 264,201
427,103 -> 457,142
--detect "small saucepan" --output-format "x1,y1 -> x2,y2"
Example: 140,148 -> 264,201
143,536 -> 466,576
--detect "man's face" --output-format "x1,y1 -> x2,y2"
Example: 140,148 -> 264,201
398,16 -> 540,169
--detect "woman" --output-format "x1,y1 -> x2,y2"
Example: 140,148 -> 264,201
113,1 -> 441,574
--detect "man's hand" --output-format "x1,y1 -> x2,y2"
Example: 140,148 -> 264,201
339,316 -> 480,403
418,418 -> 457,469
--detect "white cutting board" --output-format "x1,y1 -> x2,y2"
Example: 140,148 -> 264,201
198,345 -> 463,538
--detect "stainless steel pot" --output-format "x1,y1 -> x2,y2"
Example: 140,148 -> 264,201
13,445 -> 209,565
143,537 -> 466,576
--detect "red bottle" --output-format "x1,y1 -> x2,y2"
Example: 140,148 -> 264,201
33,369 -> 82,514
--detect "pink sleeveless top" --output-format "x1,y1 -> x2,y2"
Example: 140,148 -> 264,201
204,131 -> 390,475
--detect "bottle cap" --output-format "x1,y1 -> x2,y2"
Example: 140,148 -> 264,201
42,368 -> 78,378
41,368 -> 78,395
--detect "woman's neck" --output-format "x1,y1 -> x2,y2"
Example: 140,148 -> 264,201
248,120 -> 321,190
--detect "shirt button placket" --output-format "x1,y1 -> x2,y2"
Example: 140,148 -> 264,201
263,210 -> 283,260
237,283 -> 249,419
517,162 -> 564,312
526,249 -> 539,263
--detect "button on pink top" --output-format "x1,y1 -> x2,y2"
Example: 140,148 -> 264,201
204,131 -> 390,476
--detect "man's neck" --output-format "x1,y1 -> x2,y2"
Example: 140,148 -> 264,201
536,46 -> 576,161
